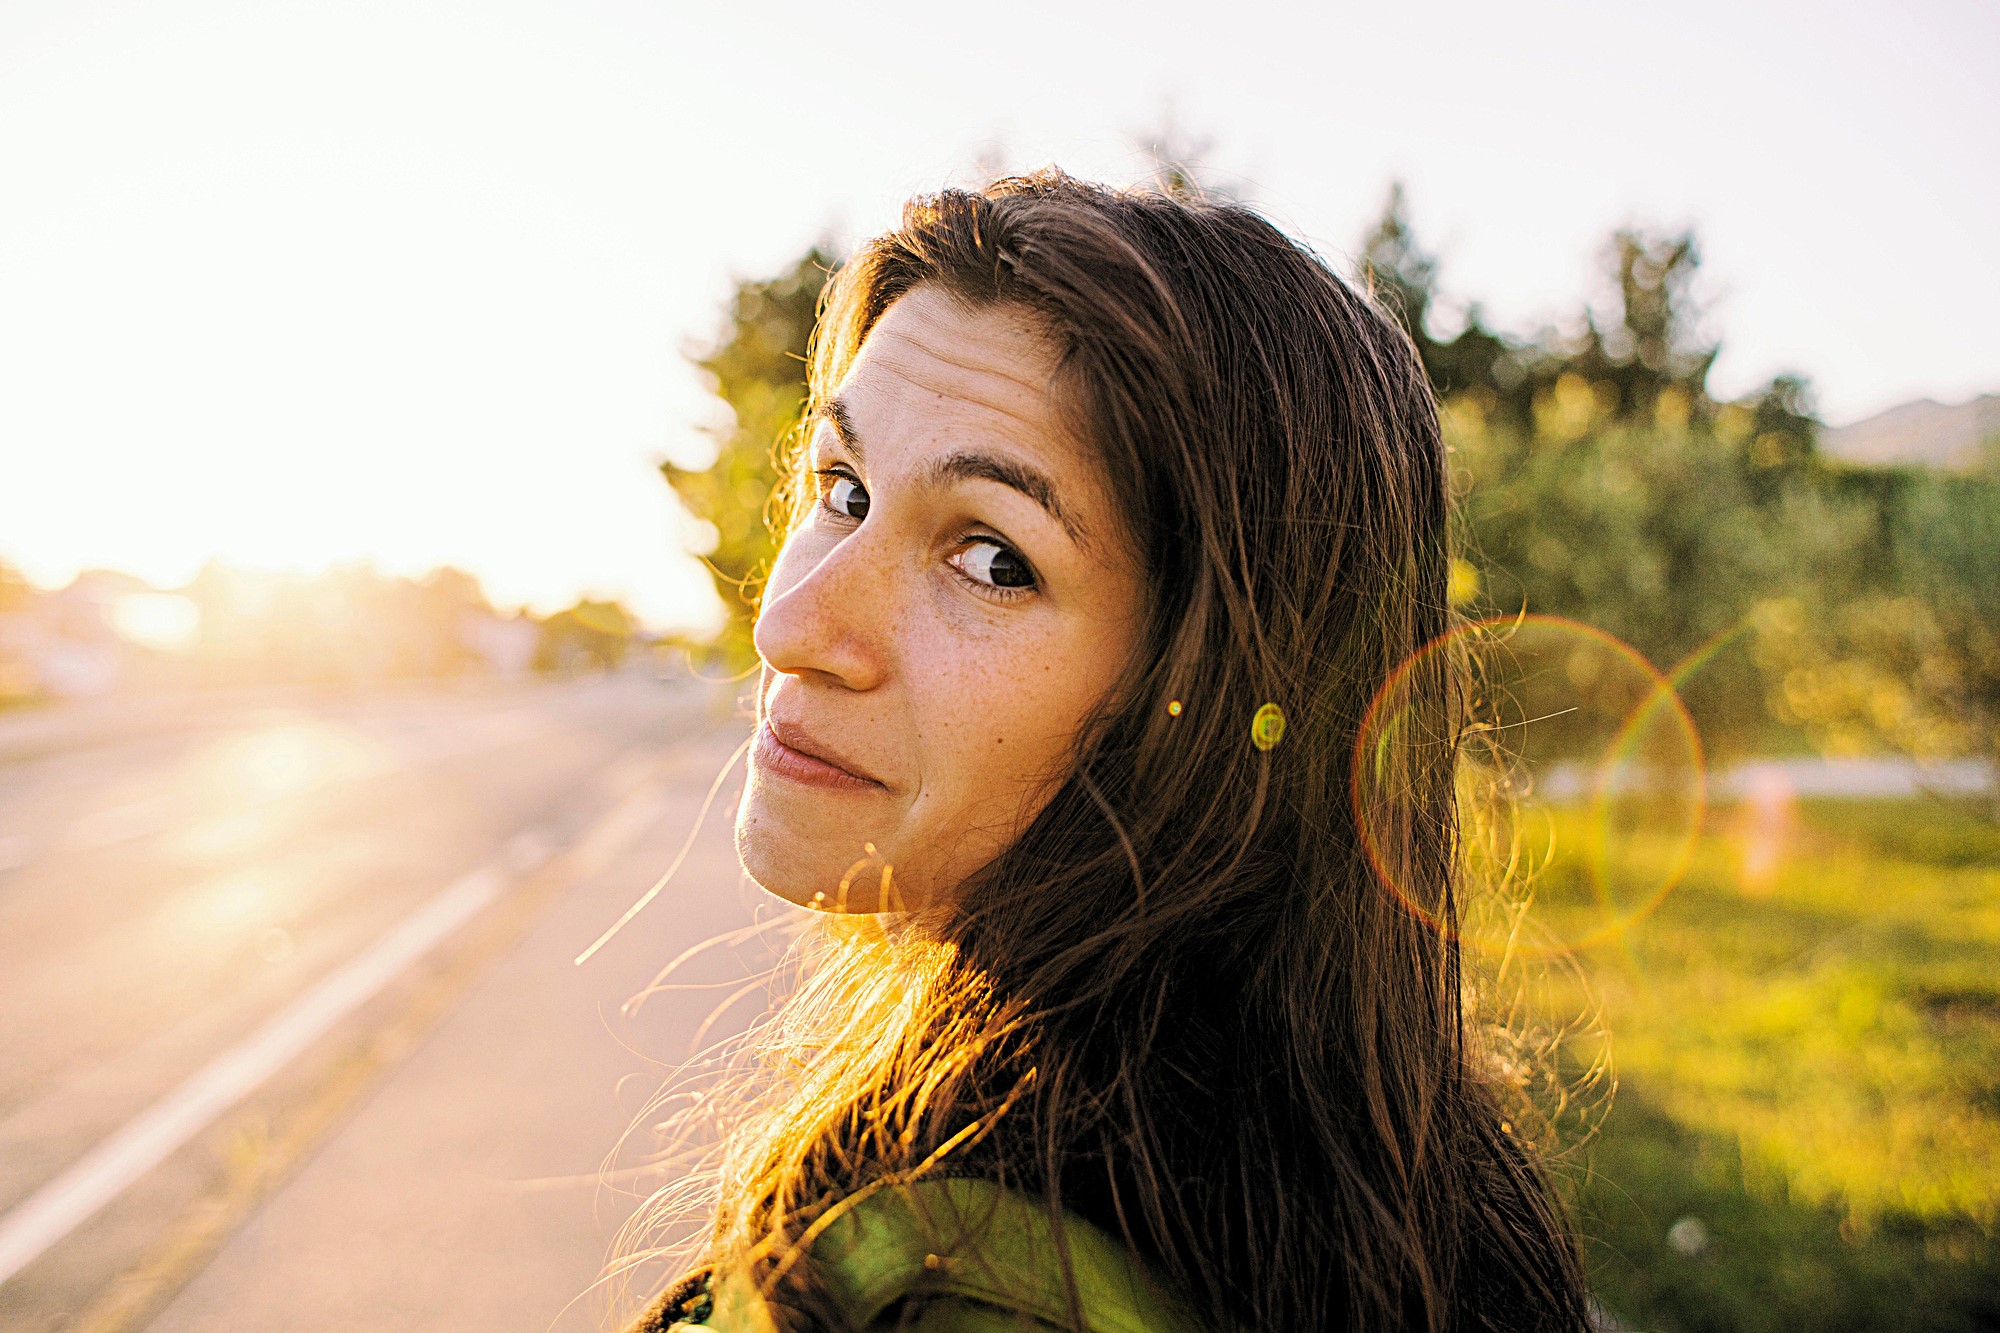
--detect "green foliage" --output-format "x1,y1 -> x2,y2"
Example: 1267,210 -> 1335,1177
1527,798 -> 2000,1330
532,597 -> 633,674
1583,227 -> 1717,423
1458,419 -> 1772,746
1369,180 -> 2000,1325
664,175 -> 2000,1330
1360,183 -> 1516,406
1359,183 -> 1988,777
1752,471 -> 2000,786
665,248 -> 838,666
1367,182 -> 1826,758
1578,1085 -> 2000,1333
672,184 -> 1995,792
1361,184 -> 1750,439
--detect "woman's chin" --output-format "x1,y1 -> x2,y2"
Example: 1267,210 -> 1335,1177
734,805 -> 914,913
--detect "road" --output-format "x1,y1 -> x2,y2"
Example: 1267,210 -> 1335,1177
0,676 -> 768,1332
1,679 -> 1986,1332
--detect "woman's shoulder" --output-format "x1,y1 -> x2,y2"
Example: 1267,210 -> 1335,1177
629,1177 -> 1203,1333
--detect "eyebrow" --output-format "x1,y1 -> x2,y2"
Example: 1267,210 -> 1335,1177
815,398 -> 864,463
813,396 -> 1087,547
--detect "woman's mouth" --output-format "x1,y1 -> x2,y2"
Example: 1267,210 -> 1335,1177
752,719 -> 885,792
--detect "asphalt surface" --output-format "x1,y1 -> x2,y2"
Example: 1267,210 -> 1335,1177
0,676 -> 769,1331
1,678 -> 1987,1331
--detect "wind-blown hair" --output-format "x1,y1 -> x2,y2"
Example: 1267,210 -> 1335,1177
654,170 -> 1591,1331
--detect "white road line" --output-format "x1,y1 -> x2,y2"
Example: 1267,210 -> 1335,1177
0,862 -> 513,1286
0,739 -> 670,1288
565,776 -> 667,883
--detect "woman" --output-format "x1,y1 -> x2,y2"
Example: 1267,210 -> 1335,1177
627,170 -> 1591,1332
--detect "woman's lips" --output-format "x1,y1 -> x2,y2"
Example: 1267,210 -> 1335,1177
752,719 -> 885,792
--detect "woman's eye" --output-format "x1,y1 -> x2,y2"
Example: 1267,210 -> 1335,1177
954,539 -> 1036,592
824,474 -> 869,521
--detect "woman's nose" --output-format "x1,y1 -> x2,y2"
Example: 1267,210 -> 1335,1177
753,529 -> 891,692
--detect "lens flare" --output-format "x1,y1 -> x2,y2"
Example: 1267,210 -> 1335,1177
1730,765 -> 1798,896
1351,614 -> 1707,956
832,840 -> 899,912
1250,702 -> 1287,751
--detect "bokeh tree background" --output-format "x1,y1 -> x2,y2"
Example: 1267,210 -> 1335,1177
666,247 -> 838,667
661,163 -> 2000,1331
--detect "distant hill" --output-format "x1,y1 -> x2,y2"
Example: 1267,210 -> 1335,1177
1820,394 -> 1999,470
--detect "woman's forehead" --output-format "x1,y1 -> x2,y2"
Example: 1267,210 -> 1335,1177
824,289 -> 1140,569
839,290 -> 1064,445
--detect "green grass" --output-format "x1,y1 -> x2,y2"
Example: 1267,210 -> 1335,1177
1504,794 -> 2000,1331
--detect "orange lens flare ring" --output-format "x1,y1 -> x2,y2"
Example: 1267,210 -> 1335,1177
1348,613 -> 1707,953
1582,644 -> 1708,947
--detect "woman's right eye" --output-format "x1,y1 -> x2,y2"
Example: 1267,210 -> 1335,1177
820,472 -> 870,522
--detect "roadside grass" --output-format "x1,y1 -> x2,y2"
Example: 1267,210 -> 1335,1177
1505,793 -> 2000,1331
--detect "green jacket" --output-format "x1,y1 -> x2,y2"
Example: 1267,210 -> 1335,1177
629,1178 -> 1203,1333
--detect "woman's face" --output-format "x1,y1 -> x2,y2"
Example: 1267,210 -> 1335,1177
738,286 -> 1145,912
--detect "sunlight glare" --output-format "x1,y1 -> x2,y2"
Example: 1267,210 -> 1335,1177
109,593 -> 201,652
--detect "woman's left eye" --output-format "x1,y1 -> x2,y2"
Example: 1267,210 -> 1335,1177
821,473 -> 869,521
952,539 -> 1037,593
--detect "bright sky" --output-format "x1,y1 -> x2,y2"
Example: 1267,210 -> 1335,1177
3,0 -> 1995,631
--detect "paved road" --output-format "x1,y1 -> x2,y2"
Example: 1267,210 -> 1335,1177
0,677 -> 767,1331
3,678 -> 1985,1331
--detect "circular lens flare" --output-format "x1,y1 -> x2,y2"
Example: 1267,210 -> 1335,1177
1251,702 -> 1287,751
1351,614 -> 1707,957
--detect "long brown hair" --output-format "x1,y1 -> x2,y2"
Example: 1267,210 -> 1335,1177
654,170 -> 1590,1332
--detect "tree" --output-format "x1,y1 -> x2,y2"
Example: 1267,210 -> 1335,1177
1356,187 -> 1842,752
1357,189 -> 1740,440
1359,184 -> 1443,356
1585,228 -> 1718,421
0,560 -> 30,614
533,598 -> 635,675
667,174 -> 2000,793
1754,470 -> 2000,803
663,247 -> 838,666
